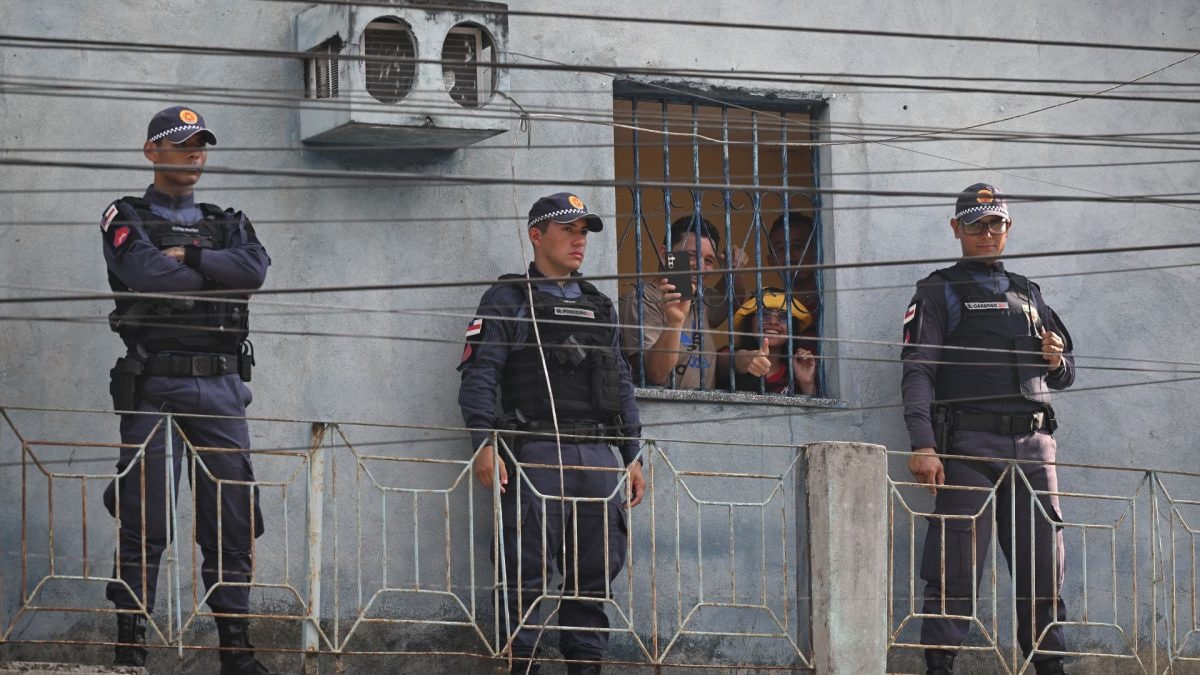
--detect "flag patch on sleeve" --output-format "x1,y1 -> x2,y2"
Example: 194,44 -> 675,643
465,317 -> 483,337
101,204 -> 118,232
903,301 -> 922,345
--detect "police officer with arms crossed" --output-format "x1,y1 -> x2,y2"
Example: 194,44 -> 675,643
458,193 -> 645,675
902,184 -> 1073,675
100,106 -> 274,674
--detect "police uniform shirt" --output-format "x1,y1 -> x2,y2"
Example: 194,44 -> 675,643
458,263 -> 642,465
618,282 -> 716,390
900,260 -> 1074,450
101,185 -> 269,314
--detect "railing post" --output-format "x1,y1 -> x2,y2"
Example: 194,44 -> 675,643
302,423 -> 329,675
805,442 -> 888,675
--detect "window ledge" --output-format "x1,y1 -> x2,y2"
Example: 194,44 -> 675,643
633,387 -> 847,409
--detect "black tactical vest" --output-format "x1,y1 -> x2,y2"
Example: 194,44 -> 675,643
499,277 -> 623,423
932,264 -> 1051,411
107,197 -> 250,354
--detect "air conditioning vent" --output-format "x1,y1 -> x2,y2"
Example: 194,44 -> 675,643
296,2 -> 509,153
442,24 -> 495,109
307,35 -> 344,100
363,17 -> 417,104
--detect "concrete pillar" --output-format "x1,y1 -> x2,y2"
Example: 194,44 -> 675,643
805,442 -> 888,675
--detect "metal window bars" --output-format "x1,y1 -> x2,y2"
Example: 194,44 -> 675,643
613,93 -> 826,397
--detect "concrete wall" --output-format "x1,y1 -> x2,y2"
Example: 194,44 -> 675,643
2,0 -> 1198,671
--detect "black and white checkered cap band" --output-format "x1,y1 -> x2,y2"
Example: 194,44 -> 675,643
954,203 -> 1009,221
148,124 -> 208,143
529,207 -> 588,226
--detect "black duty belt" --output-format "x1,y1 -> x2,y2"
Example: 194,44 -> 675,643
953,410 -> 1052,435
142,354 -> 237,377
518,420 -> 619,441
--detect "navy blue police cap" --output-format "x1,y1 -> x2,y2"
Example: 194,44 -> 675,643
146,106 -> 218,145
953,183 -> 1009,224
527,192 -> 603,232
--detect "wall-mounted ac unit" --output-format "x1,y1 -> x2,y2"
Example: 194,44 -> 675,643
297,1 -> 509,150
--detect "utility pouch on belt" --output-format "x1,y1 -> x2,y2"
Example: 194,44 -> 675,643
1013,334 -> 1052,405
590,351 -> 622,415
238,340 -> 255,383
933,404 -> 953,452
109,357 -> 143,414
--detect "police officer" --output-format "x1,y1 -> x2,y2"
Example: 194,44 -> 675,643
100,106 -> 274,674
902,184 -> 1072,675
458,193 -> 645,675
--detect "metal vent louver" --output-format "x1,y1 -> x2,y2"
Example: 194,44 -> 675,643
307,35 -> 344,100
442,24 -> 495,108
363,18 -> 417,104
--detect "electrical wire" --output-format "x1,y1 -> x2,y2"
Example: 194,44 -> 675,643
246,0 -> 1200,55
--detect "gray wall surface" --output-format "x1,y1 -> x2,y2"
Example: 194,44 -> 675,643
1,1 -> 1198,672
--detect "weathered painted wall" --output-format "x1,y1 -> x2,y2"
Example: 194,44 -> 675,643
1,1 -> 1197,672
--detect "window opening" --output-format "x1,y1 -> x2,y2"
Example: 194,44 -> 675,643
613,92 -> 826,398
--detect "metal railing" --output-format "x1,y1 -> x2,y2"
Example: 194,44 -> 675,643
7,405 -> 1196,673
0,407 -> 812,672
888,451 -> 1200,674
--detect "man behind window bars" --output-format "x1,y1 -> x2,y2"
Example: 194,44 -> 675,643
901,183 -> 1073,675
767,211 -> 820,332
99,106 -> 274,673
457,192 -> 645,674
618,215 -> 734,390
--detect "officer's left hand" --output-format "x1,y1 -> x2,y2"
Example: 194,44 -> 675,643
162,246 -> 186,263
1040,329 -> 1065,370
625,461 -> 645,508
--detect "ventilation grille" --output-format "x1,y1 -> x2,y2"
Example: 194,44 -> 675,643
307,35 -> 344,100
364,19 -> 417,104
443,25 -> 495,109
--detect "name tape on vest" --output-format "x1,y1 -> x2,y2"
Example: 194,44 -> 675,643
553,306 -> 596,319
965,301 -> 1009,311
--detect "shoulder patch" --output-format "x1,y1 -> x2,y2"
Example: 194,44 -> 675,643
458,317 -> 486,370
903,300 -> 922,345
111,225 -> 132,249
465,317 -> 483,337
101,204 -> 119,232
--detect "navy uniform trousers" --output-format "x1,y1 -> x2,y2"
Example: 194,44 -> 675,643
499,438 -> 628,662
920,428 -> 1067,659
104,373 -> 263,614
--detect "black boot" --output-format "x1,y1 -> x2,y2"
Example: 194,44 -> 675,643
925,649 -> 955,675
215,617 -> 275,675
567,662 -> 602,675
1034,657 -> 1067,675
114,613 -> 147,667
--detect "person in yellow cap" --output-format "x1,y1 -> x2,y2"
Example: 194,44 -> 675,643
716,288 -> 817,395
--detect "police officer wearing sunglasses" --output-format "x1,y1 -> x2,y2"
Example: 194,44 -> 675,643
901,184 -> 1074,675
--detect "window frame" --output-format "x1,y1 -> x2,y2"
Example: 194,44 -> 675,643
612,81 -> 837,404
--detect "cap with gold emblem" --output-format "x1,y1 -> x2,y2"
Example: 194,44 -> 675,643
527,192 -> 603,232
146,105 -> 218,145
953,182 -> 1009,224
